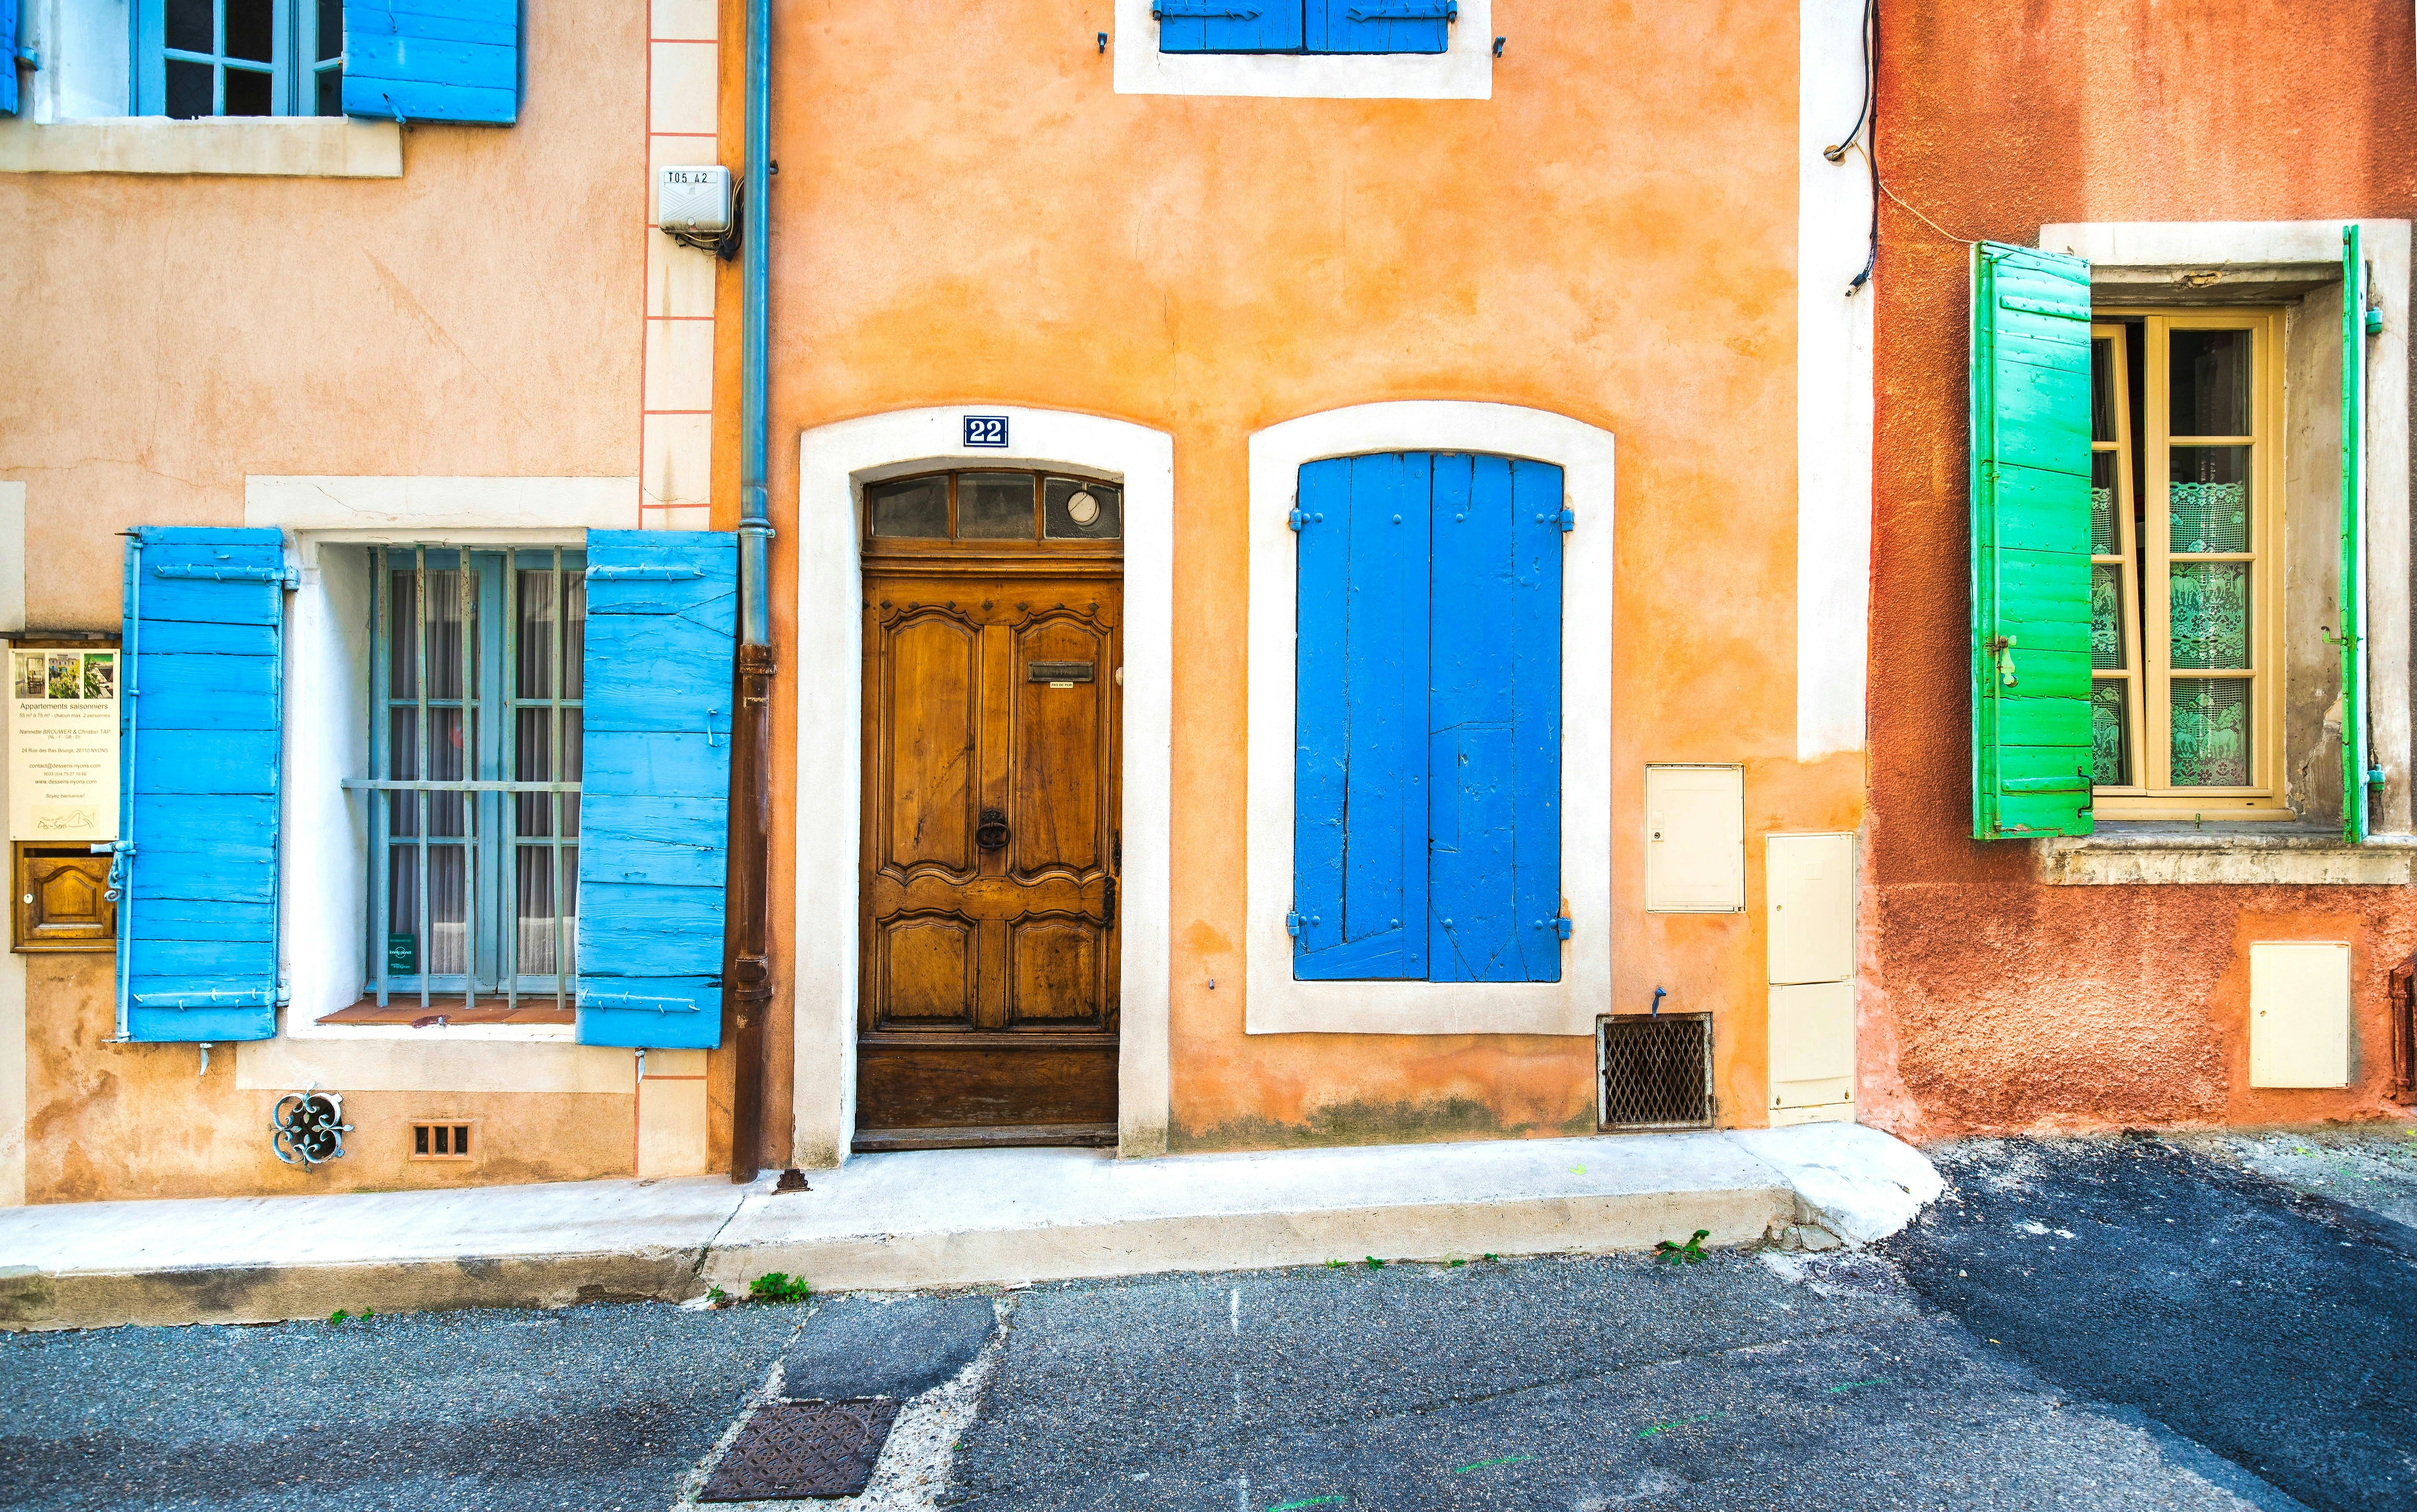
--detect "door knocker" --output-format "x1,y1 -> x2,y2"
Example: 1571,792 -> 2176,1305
976,807 -> 1011,852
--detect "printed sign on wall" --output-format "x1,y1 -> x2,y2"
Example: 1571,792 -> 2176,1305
8,647 -> 120,841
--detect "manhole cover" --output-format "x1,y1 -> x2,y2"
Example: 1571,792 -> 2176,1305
700,1398 -> 902,1501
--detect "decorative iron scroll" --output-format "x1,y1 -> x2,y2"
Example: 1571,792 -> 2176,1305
271,1086 -> 353,1166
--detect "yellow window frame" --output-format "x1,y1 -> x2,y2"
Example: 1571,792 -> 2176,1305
2091,307 -> 2288,820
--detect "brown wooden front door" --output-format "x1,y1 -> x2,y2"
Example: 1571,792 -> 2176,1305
856,468 -> 1123,1150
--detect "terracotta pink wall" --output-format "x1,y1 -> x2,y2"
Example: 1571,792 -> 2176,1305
1866,0 -> 2417,1137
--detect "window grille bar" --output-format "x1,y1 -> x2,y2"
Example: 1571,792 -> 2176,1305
459,557 -> 475,1016
553,545 -> 568,1013
371,553 -> 390,1010
503,549 -> 518,1014
415,546 -> 431,1012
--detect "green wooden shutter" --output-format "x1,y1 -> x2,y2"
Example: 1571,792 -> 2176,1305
1971,242 -> 2095,840
2341,224 -> 2374,843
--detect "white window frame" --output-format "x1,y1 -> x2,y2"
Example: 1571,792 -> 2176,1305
1113,0 -> 1492,99
246,475 -> 634,1045
1246,402 -> 1614,1035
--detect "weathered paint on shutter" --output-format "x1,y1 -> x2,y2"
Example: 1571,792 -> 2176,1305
1155,0 -> 1304,54
1971,242 -> 2095,840
2341,224 -> 2373,844
1293,454 -> 1428,979
1307,0 -> 1453,54
343,0 -> 518,125
576,530 -> 734,1049
1427,455 -> 1563,982
2,1 -> 20,116
120,528 -> 288,1043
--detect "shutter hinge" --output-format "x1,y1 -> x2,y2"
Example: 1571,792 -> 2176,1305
2367,307 -> 2385,336
1555,915 -> 1573,940
2369,766 -> 2388,788
1290,507 -> 1327,531
1286,910 -> 1304,938
1556,507 -> 1575,532
281,566 -> 301,590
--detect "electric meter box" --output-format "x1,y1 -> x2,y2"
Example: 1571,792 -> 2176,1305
656,165 -> 733,235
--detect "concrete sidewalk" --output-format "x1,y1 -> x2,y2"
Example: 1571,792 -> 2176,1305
0,1123 -> 1939,1330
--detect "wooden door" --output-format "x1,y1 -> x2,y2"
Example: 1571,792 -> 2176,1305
857,470 -> 1122,1149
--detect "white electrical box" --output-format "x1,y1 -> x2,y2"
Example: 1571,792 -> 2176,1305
2248,942 -> 2351,1088
1766,832 -> 1855,985
1769,980 -> 1855,1122
657,165 -> 733,235
1643,764 -> 1744,913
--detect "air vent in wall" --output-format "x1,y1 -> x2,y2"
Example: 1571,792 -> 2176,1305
410,1121 -> 475,1160
1598,1013 -> 1713,1130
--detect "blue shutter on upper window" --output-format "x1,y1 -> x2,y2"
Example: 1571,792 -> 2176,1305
343,0 -> 519,125
118,528 -> 290,1044
1427,456 -> 1563,982
575,530 -> 734,1050
1293,454 -> 1429,980
1307,0 -> 1455,55
1,1 -> 20,116
1155,0 -> 1304,55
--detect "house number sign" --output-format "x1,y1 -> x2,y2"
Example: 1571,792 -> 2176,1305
963,415 -> 1009,448
8,647 -> 120,842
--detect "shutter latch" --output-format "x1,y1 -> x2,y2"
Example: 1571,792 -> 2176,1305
1987,634 -> 2017,687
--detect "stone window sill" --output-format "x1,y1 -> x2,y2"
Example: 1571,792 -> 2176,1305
2038,823 -> 2417,885
0,115 -> 402,178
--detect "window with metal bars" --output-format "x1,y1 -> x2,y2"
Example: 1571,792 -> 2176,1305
343,547 -> 584,1013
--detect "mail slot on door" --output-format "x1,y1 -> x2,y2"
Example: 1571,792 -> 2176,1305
1028,661 -> 1095,684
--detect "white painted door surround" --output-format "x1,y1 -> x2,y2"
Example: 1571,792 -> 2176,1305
793,408 -> 1175,1166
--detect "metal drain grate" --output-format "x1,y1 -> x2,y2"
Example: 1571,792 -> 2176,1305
700,1398 -> 902,1501
1599,1012 -> 1713,1129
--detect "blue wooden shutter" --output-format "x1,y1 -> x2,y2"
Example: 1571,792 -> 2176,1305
576,530 -> 734,1049
1307,0 -> 1453,54
1428,456 -> 1563,982
343,0 -> 519,125
1155,0 -> 1304,55
1293,454 -> 1428,979
1971,241 -> 2096,840
120,528 -> 289,1044
2341,225 -> 2374,843
2,1 -> 20,116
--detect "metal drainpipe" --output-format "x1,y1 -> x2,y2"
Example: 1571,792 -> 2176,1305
725,0 -> 777,1183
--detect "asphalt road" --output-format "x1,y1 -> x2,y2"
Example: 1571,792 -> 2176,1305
4,1133 -> 2412,1511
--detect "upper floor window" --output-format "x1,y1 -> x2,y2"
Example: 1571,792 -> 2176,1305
137,0 -> 343,118
1154,0 -> 1458,55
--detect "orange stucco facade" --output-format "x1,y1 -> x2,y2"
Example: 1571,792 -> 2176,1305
749,0 -> 1849,1158
1865,1 -> 2417,1138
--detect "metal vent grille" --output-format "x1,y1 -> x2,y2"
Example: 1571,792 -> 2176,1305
1599,1013 -> 1713,1129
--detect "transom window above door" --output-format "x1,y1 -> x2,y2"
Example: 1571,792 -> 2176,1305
1154,0 -> 1457,55
863,471 -> 1124,547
